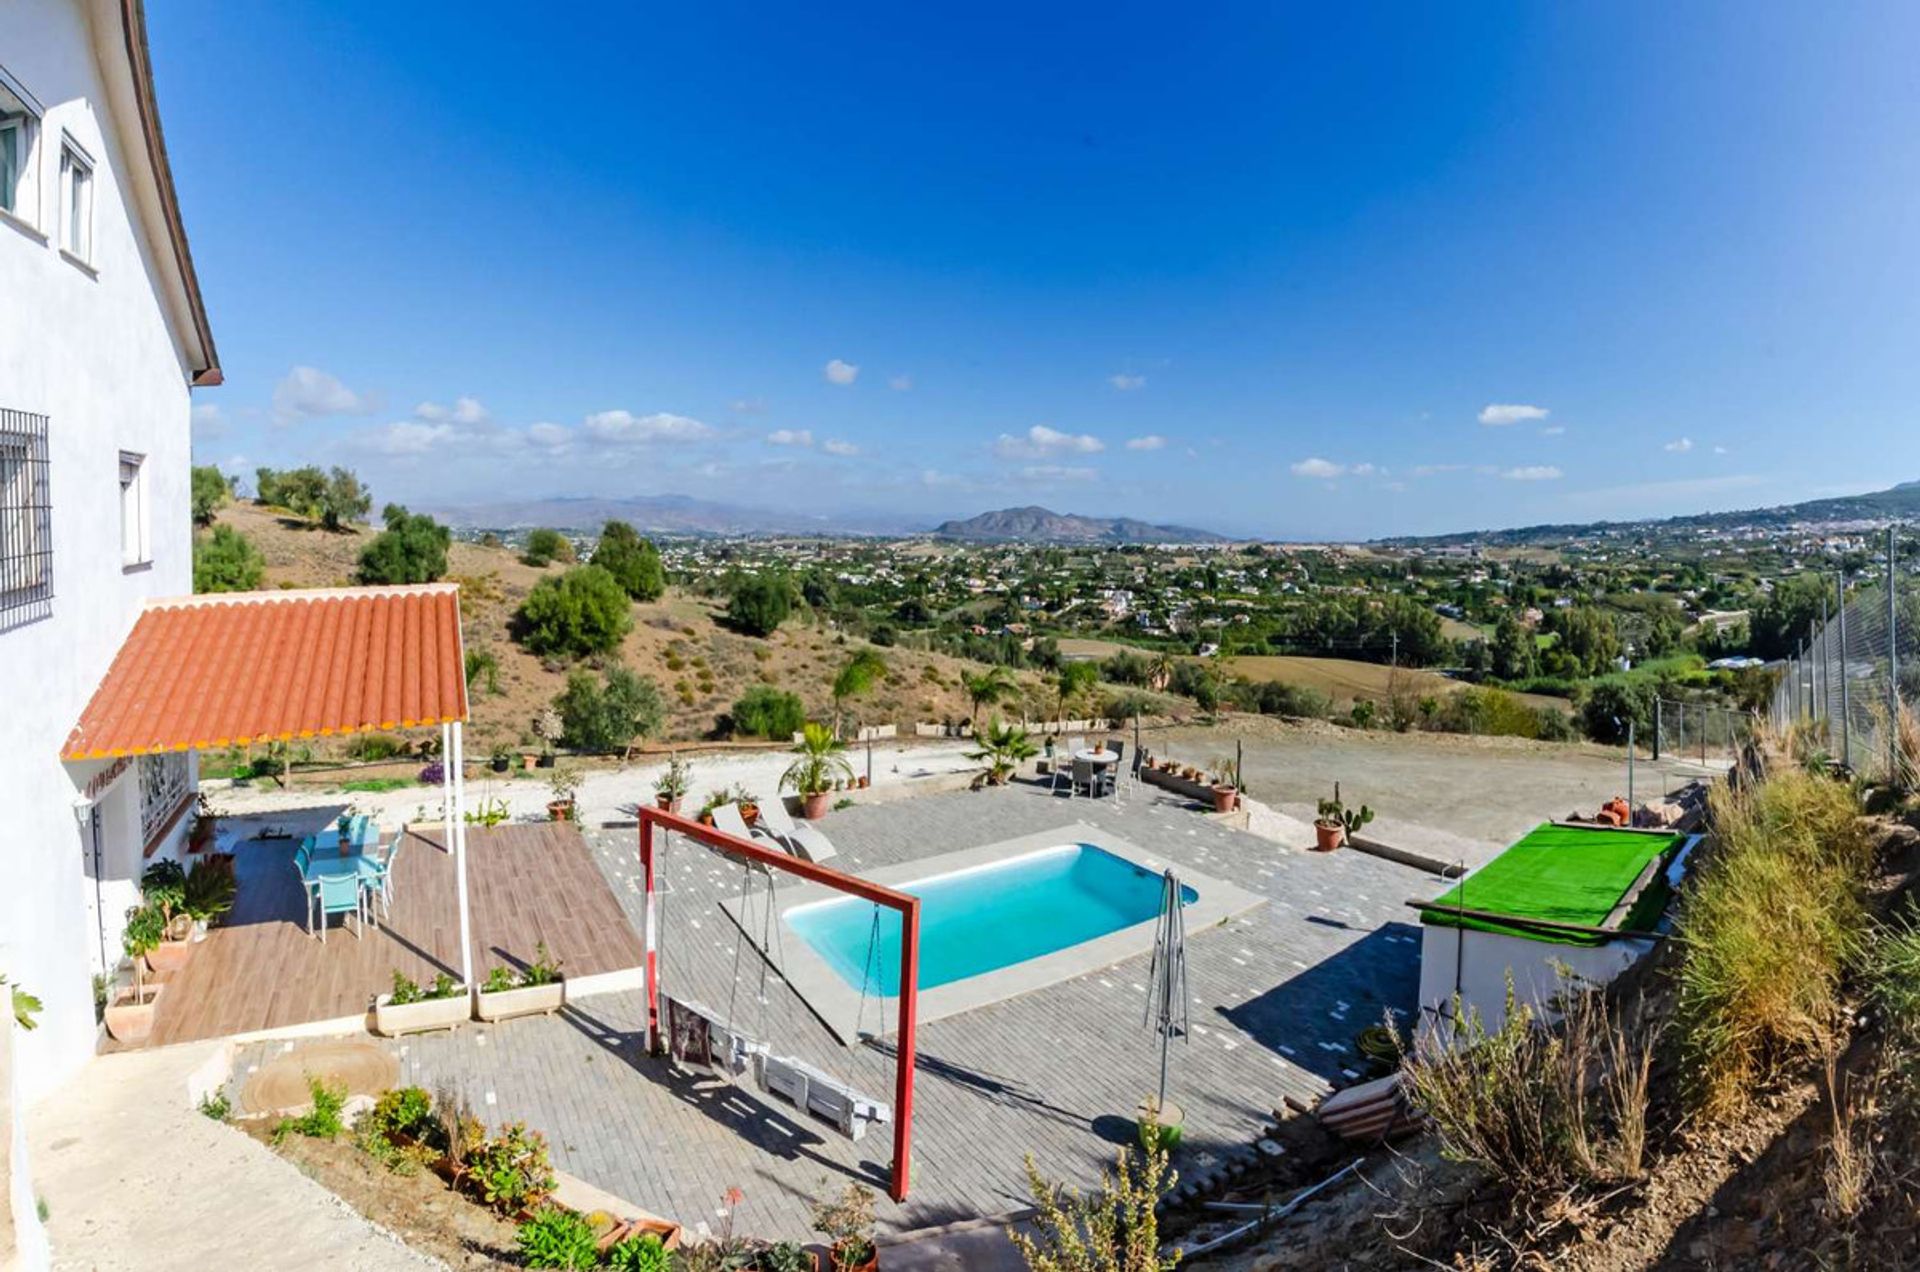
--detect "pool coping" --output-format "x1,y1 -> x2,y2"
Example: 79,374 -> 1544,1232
719,822 -> 1269,1045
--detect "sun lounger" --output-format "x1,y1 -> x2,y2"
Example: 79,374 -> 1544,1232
711,802 -> 791,853
753,1053 -> 891,1141
755,799 -> 839,862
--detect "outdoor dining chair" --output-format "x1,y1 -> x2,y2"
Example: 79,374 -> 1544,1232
293,841 -> 319,931
1070,756 -> 1097,799
359,835 -> 399,921
313,871 -> 365,942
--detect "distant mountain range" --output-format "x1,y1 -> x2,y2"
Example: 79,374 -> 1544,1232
422,494 -> 920,537
1384,480 -> 1920,547
933,505 -> 1230,543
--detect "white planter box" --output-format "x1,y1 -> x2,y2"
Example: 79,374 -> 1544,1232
474,979 -> 565,1023
373,987 -> 470,1036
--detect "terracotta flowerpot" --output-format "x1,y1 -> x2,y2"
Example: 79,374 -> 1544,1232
1313,821 -> 1344,852
856,775 -> 870,789
655,793 -> 682,813
802,791 -> 831,820
1210,785 -> 1238,814
740,803 -> 760,826
547,800 -> 574,822
104,984 -> 164,1043
522,753 -> 538,771
145,937 -> 196,974
829,1243 -> 880,1272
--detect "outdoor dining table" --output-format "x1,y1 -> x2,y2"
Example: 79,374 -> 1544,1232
1072,748 -> 1118,796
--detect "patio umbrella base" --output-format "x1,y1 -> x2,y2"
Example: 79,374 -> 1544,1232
1136,1098 -> 1185,1152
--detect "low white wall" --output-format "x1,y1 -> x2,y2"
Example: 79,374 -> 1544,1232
1416,923 -> 1655,1045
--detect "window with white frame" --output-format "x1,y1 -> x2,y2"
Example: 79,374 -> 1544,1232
120,451 -> 149,566
58,137 -> 92,263
0,67 -> 41,225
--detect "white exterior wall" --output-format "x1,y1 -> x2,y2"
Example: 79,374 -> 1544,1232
1415,923 -> 1655,1045
0,0 -> 200,1105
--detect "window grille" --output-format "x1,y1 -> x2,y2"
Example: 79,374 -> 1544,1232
139,752 -> 192,846
0,408 -> 51,631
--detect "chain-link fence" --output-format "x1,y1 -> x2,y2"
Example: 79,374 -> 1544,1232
1651,698 -> 1749,765
1769,530 -> 1920,781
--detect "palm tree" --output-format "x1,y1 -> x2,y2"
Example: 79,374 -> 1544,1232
965,719 -> 1040,785
1147,650 -> 1176,692
781,721 -> 854,811
830,648 -> 888,737
961,666 -> 1016,730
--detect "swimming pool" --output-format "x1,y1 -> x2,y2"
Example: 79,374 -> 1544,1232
785,843 -> 1198,995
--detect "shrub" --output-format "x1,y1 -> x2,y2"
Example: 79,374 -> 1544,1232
1009,1142 -> 1176,1272
603,1233 -> 670,1272
190,464 -> 231,526
465,647 -> 501,695
1166,660 -> 1216,711
553,666 -> 665,752
467,1121 -> 556,1215
1576,679 -> 1657,745
726,572 -> 792,637
1102,650 -> 1152,685
1675,770 -> 1871,1119
517,565 -> 633,657
591,521 -> 666,600
517,1206 -> 599,1269
193,525 -> 265,593
271,1077 -> 347,1144
256,464 -> 370,530
356,503 -> 450,585
198,1090 -> 231,1121
1247,678 -> 1331,719
729,685 -> 805,740
366,1086 -> 435,1143
521,527 -> 575,567
346,732 -> 407,761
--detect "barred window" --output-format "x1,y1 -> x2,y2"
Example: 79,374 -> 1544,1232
138,752 -> 193,846
0,408 -> 51,630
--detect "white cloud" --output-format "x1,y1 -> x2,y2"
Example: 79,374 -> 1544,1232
1664,437 -> 1694,453
1351,462 -> 1381,477
888,374 -> 913,391
921,469 -> 969,488
994,424 -> 1105,459
1412,462 -> 1468,476
272,365 -> 374,424
1479,403 -> 1549,426
191,402 -> 224,439
1499,465 -> 1563,481
729,397 -> 767,414
218,453 -> 249,477
1712,445 -> 1729,455
824,359 -> 859,386
1540,425 -> 1566,436
583,410 -> 713,443
767,428 -> 815,448
1290,457 -> 1346,479
823,439 -> 860,456
370,420 -> 456,455
1125,435 -> 1168,451
415,396 -> 490,426
1109,373 -> 1146,391
1020,464 -> 1098,483
526,421 -> 572,449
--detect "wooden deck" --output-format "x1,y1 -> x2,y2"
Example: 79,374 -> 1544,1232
131,822 -> 645,1049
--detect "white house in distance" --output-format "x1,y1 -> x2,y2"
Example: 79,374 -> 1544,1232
0,0 -> 220,1237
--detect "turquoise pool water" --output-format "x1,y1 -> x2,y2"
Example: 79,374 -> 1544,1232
785,843 -> 1198,995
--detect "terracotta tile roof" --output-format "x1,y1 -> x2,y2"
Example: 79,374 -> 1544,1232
62,585 -> 467,760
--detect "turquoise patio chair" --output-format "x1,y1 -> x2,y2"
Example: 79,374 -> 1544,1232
294,840 -> 319,932
358,835 -> 400,922
314,871 -> 364,942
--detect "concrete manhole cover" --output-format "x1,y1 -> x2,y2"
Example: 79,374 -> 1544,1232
240,1040 -> 398,1115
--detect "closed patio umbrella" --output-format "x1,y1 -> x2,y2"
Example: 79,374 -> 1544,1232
1141,867 -> 1188,1147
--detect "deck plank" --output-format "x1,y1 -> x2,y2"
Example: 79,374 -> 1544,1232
132,822 -> 643,1049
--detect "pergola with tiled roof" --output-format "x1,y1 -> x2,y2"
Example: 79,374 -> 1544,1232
62,584 -> 479,989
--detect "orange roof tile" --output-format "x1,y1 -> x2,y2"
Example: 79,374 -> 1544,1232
62,585 -> 467,760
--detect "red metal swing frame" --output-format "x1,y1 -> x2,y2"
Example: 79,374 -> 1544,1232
638,806 -> 922,1201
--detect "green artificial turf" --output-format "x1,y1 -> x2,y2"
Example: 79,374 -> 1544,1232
1418,822 -> 1685,946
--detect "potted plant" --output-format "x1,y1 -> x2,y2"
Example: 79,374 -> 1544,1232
811,1180 -> 878,1272
181,857 -> 237,940
139,860 -> 197,972
965,718 -> 1039,786
374,969 -> 470,1036
753,1240 -> 816,1272
1314,795 -> 1373,851
474,942 -> 566,1022
654,755 -> 691,813
547,765 -> 582,821
733,784 -> 762,826
1210,756 -> 1240,814
534,708 -> 562,768
105,903 -> 166,1042
1136,1094 -> 1185,1153
490,743 -> 513,774
781,722 -> 853,821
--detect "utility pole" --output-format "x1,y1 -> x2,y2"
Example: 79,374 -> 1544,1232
1891,527 -> 1901,780
1837,570 -> 1850,770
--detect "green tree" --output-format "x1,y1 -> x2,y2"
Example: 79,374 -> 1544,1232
1577,679 -> 1657,745
516,565 -> 633,657
521,527 -> 576,567
254,465 -> 369,530
193,525 -> 264,593
831,648 -> 888,734
590,521 -> 665,600
553,666 -> 664,752
317,466 -> 372,530
190,465 -> 231,527
1489,614 -> 1538,681
1057,661 -> 1102,716
355,504 -> 450,585
1548,606 -> 1623,677
729,685 -> 805,740
1750,573 -> 1832,661
726,572 -> 792,637
960,666 -> 1016,728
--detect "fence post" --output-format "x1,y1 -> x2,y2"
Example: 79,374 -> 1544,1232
1699,700 -> 1707,765
1837,571 -> 1850,770
1891,527 -> 1900,780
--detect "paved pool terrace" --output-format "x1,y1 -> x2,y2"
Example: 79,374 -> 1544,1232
237,782 -> 1438,1241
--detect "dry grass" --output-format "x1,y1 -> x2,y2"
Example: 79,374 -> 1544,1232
1675,770 -> 1872,1120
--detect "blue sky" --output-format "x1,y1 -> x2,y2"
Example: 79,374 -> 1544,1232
160,2 -> 1920,538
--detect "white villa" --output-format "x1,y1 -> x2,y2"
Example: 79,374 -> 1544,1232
1,0 -> 219,1256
